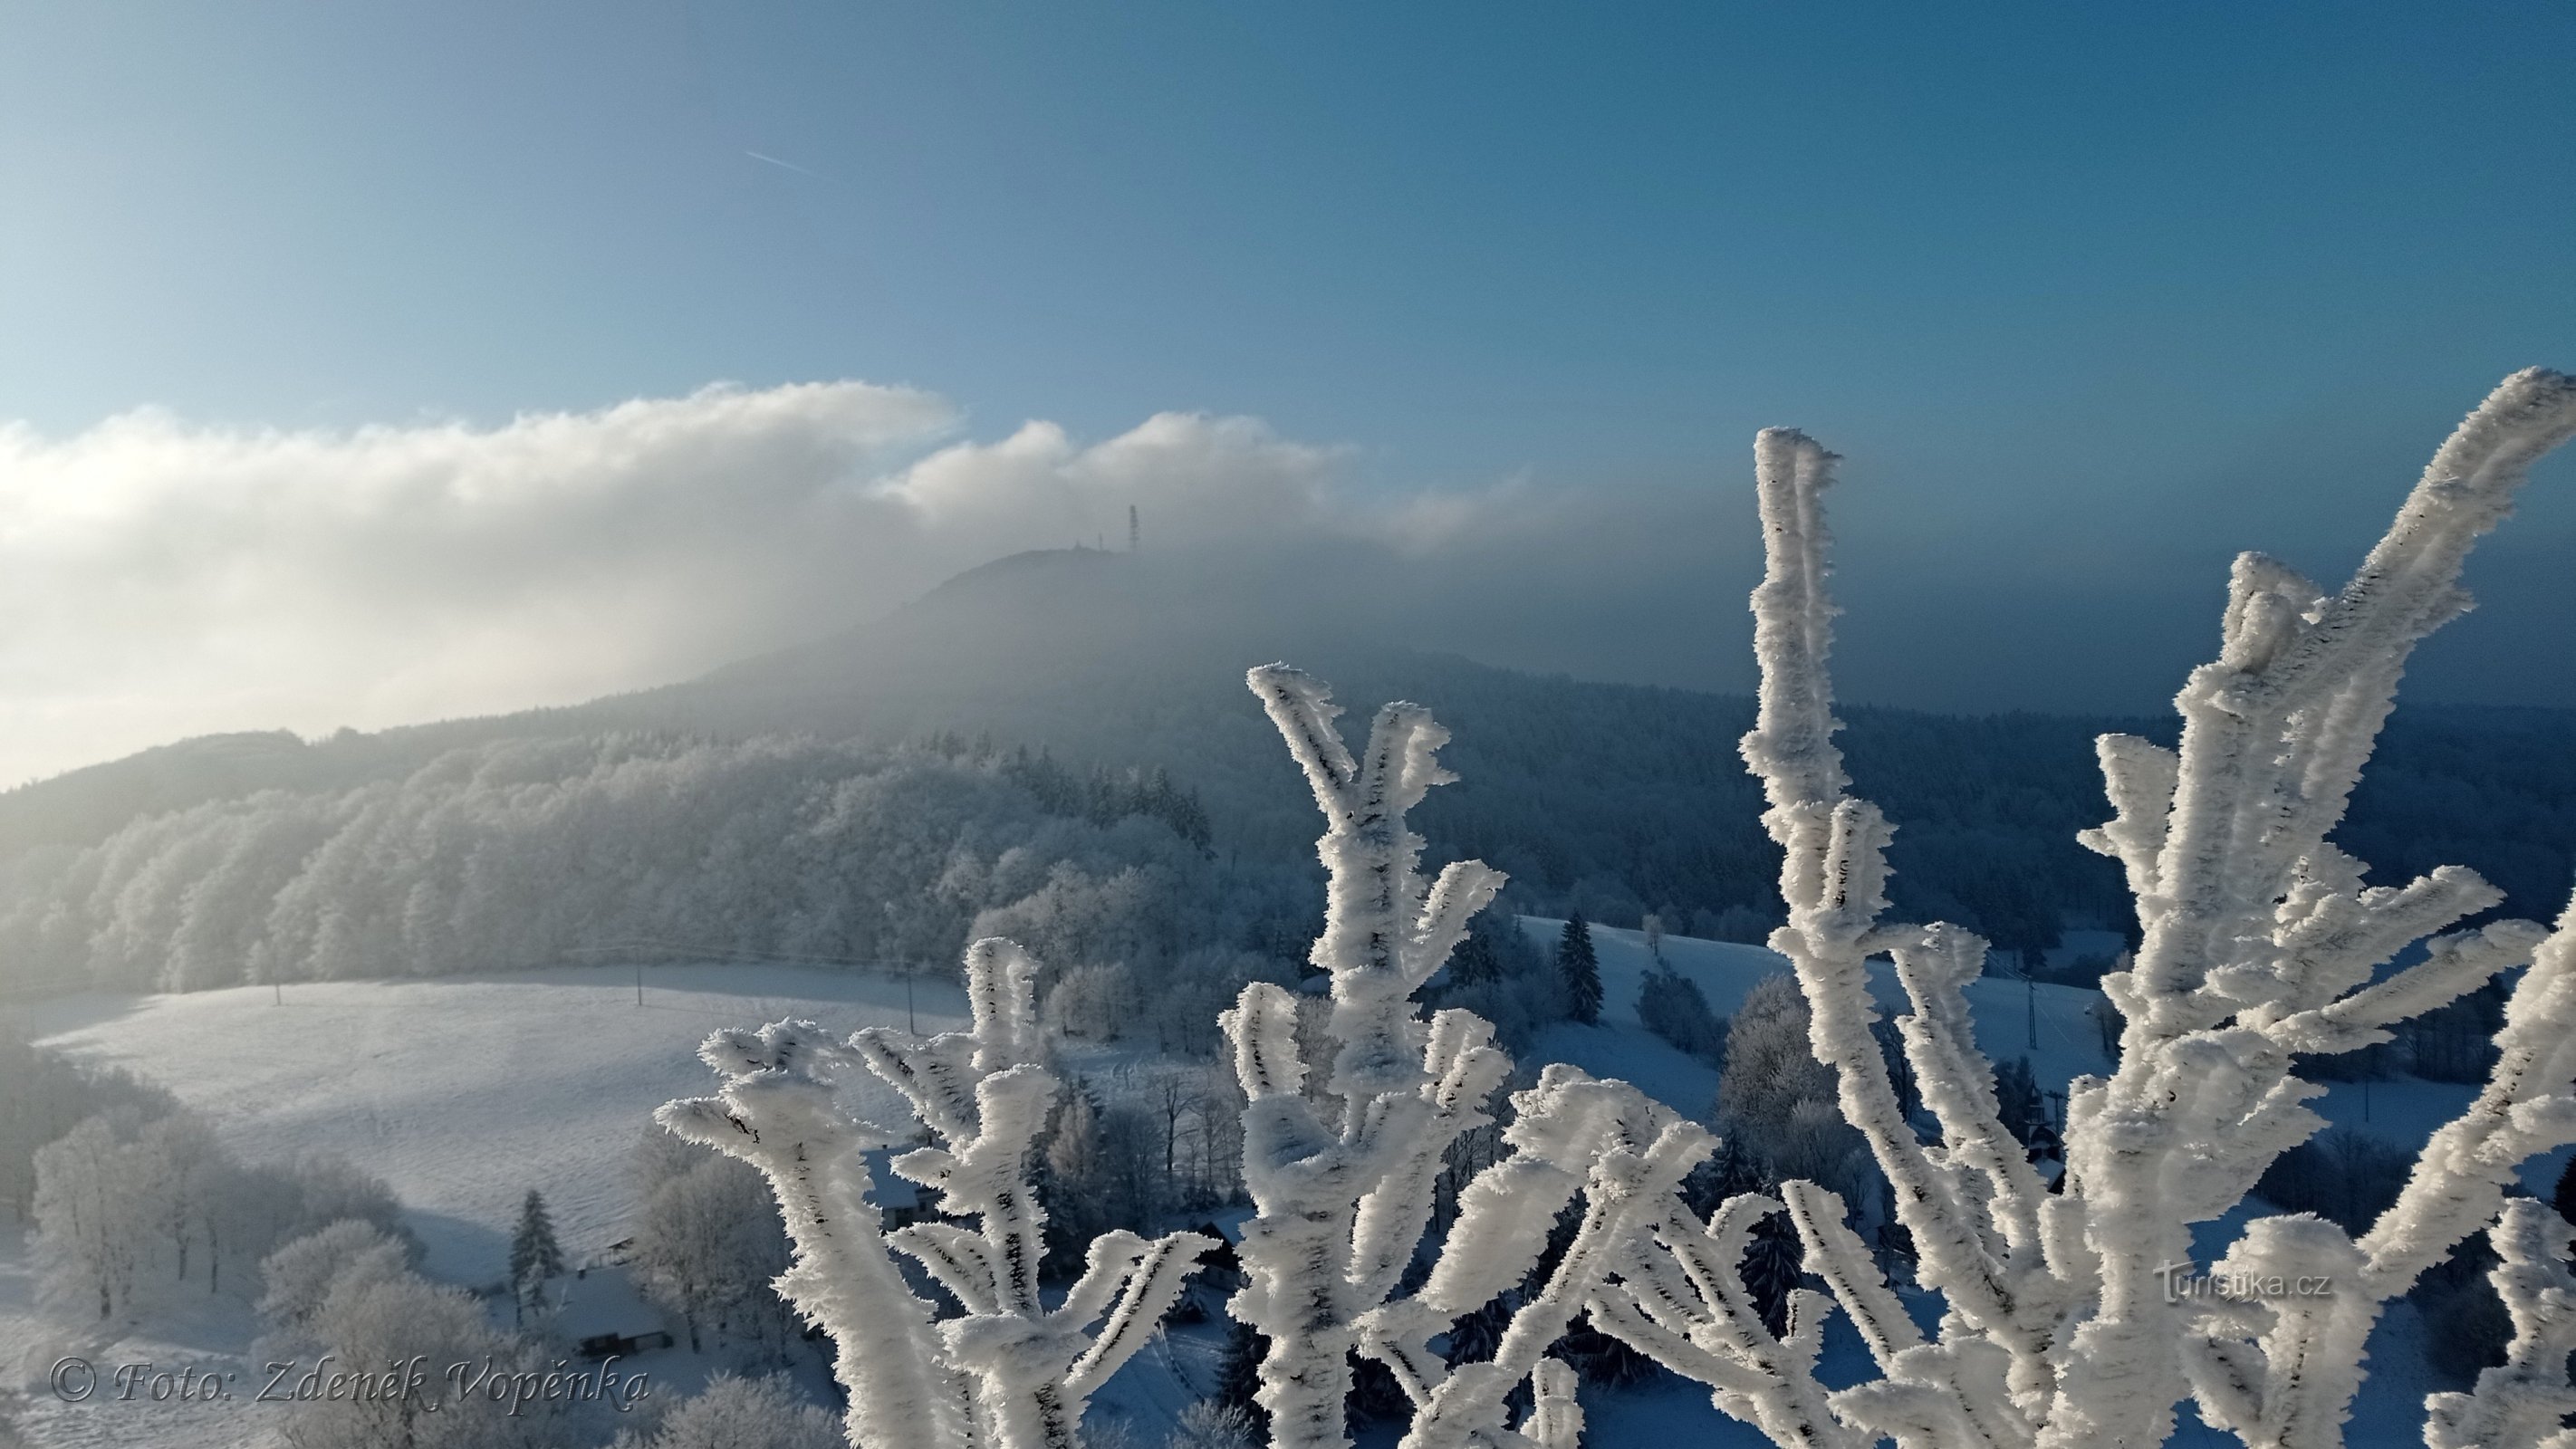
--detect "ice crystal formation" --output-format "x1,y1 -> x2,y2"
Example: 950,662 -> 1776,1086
659,940 -> 1213,1449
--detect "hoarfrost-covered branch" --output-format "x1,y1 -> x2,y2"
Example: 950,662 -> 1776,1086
1699,371 -> 2576,1449
2422,1198 -> 2576,1449
1588,1190 -> 1852,1448
1234,666 -> 1699,1449
662,937 -> 1213,1449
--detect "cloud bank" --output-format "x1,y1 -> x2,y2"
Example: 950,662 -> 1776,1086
0,382 -> 1504,785
7,379 -> 2567,788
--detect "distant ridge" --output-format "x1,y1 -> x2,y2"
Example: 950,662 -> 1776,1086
5,542 -> 2571,938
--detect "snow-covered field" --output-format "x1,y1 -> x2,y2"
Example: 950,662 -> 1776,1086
5,927 -> 2565,1447
18,964 -> 970,1281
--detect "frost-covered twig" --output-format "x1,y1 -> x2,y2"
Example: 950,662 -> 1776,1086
1696,371 -> 2576,1449
1368,1070 -> 1710,1449
2055,370 -> 2576,1449
1235,666 -> 1689,1449
2422,1197 -> 2576,1449
661,938 -> 1213,1449
1719,429 -> 2080,1428
1587,1189 -> 1854,1448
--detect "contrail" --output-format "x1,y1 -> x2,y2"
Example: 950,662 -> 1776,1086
745,150 -> 819,178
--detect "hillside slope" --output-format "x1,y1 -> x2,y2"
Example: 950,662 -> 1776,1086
5,547 -> 2572,966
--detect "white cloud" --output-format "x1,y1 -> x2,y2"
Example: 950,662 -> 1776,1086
0,381 -> 1479,784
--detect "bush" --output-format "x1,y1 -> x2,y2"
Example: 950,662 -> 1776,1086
1165,1400 -> 1259,1449
1638,964 -> 1725,1062
610,1373 -> 842,1449
1716,974 -> 1835,1128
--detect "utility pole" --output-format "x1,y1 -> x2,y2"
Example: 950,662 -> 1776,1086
2006,950 -> 2036,1049
1129,504 -> 1139,553
635,960 -> 644,1007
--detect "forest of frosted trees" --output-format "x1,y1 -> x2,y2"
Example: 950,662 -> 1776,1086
0,733 -> 1283,996
5,625 -> 2571,1014
666,369 -> 2576,1449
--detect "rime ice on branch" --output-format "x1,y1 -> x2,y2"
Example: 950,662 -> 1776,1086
659,938 -> 1212,1449
2423,1195 -> 2576,1449
1666,370 -> 2576,1449
1233,666 -> 1710,1449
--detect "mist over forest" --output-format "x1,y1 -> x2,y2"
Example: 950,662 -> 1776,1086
5,545 -> 2570,1003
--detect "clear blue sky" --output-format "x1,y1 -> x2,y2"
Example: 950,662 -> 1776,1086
4,1 -> 2573,736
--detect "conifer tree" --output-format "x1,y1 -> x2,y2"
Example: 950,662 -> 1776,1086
1556,913 -> 1601,1025
1215,1319 -> 1272,1438
508,1188 -> 565,1322
1447,918 -> 1503,985
1739,1209 -> 1806,1338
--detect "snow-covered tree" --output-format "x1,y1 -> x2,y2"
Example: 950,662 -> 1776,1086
660,936 -> 1216,1449
1637,964 -> 1724,1061
1166,1399 -> 1262,1449
1223,664 -> 1699,1449
509,1187 -> 566,1321
256,1217 -> 414,1341
1597,369 -> 2576,1448
611,1373 -> 845,1449
631,1144 -> 793,1356
291,1249 -> 574,1449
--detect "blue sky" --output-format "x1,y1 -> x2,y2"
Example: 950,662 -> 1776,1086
2,3 -> 2572,779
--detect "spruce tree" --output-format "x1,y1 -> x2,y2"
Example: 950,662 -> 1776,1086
1739,1210 -> 1804,1338
1447,919 -> 1503,986
1556,913 -> 1602,1025
1215,1319 -> 1271,1437
508,1188 -> 566,1322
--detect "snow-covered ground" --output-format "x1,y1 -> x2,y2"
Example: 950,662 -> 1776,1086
5,931 -> 2566,1447
0,1223 -> 273,1449
18,964 -> 969,1281
5,964 -> 965,1449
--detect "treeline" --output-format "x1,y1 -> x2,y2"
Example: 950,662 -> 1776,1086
1381,680 -> 2576,958
0,1027 -> 178,1218
5,619 -> 2571,991
985,742 -> 1213,852
0,733 -> 1298,996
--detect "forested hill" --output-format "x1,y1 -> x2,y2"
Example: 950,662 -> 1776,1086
4,547 -> 2572,991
